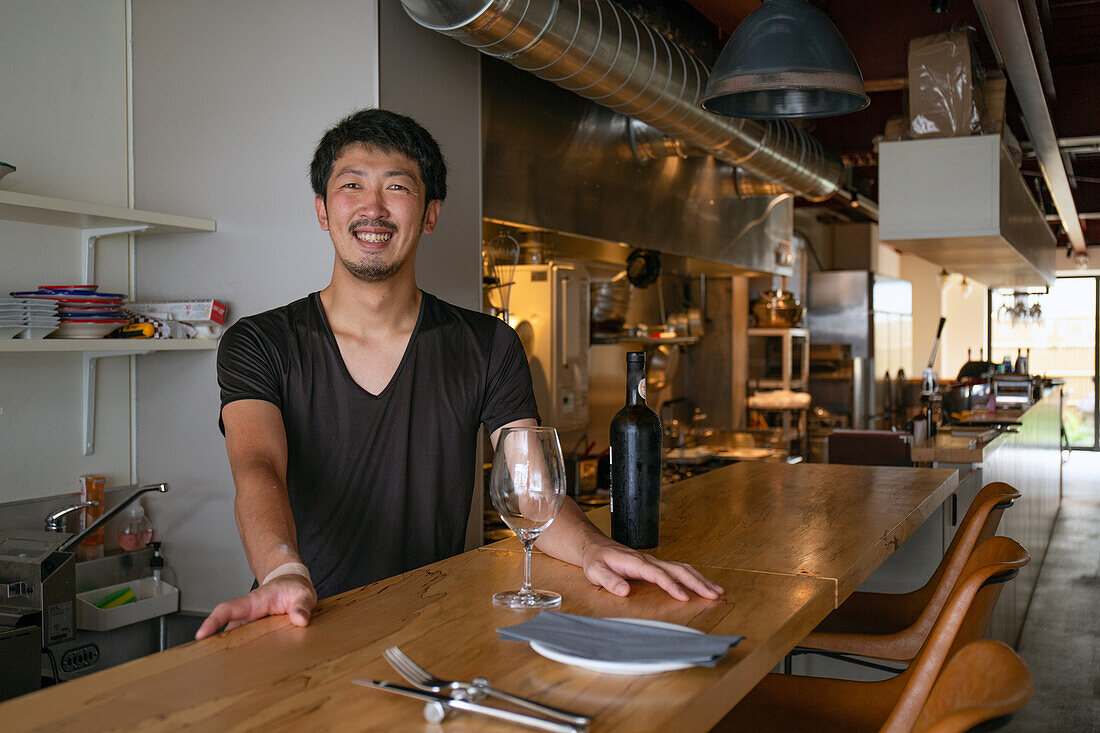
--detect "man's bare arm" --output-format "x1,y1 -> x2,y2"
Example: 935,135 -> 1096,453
489,419 -> 722,601
194,400 -> 317,639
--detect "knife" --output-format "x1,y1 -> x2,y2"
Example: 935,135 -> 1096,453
351,679 -> 588,733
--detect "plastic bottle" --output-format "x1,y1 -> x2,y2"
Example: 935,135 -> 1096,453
117,503 -> 153,551
609,351 -> 663,549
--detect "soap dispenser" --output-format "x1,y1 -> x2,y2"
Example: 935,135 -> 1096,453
117,503 -> 153,551
142,542 -> 177,651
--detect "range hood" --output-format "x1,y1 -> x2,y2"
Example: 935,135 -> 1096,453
878,135 -> 1055,288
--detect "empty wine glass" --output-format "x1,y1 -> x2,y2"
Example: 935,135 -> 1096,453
489,426 -> 567,609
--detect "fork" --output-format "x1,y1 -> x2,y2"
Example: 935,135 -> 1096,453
382,646 -> 592,726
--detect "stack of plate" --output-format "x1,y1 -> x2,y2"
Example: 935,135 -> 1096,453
9,286 -> 131,338
0,297 -> 60,339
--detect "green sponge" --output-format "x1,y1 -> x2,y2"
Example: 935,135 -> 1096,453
96,586 -> 136,609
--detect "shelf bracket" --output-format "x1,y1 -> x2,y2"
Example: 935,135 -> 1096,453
83,350 -> 150,455
81,226 -> 152,285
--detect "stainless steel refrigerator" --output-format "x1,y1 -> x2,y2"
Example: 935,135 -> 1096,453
807,271 -> 913,429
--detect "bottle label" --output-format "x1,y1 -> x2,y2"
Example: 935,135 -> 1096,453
637,380 -> 647,401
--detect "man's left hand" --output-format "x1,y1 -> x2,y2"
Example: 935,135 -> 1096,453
580,541 -> 724,601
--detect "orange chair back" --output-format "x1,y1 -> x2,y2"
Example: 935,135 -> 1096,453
912,640 -> 1033,733
880,536 -> 1030,733
904,482 -> 1020,651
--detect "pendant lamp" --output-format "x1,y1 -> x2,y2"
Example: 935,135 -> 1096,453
702,0 -> 869,119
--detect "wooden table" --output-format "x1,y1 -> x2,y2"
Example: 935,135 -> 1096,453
1,463 -> 957,732
491,463 -> 959,605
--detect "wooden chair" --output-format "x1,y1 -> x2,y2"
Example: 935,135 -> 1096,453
912,640 -> 1033,733
713,536 -> 1030,733
797,482 -> 1020,664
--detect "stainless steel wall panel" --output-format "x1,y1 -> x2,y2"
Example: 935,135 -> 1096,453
482,59 -> 793,275
402,0 -> 845,202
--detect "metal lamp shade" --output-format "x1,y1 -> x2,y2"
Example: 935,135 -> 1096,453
702,0 -> 869,119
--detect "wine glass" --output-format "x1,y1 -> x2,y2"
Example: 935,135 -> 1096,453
489,426 -> 568,609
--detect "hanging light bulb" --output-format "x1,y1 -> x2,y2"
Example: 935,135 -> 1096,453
938,269 -> 951,291
961,276 -> 972,299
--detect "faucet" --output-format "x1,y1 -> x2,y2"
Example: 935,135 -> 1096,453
45,482 -> 170,552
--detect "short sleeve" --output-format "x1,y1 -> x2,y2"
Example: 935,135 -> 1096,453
480,320 -> 540,435
216,319 -> 284,431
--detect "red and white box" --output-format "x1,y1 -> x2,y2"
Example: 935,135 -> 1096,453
127,299 -> 227,327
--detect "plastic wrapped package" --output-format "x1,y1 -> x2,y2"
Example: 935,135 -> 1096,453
907,29 -> 985,139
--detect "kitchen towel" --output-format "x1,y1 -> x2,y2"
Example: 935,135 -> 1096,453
497,612 -> 743,666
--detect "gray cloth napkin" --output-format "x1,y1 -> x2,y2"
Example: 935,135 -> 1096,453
497,611 -> 744,667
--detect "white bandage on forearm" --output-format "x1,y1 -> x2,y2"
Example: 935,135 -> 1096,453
261,561 -> 311,587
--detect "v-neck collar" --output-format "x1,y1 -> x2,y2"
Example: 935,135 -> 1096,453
311,291 -> 427,400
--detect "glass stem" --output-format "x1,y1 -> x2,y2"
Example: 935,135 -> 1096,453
520,537 -> 534,595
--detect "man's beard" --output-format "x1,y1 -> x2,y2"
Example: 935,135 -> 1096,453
340,217 -> 405,282
340,250 -> 407,282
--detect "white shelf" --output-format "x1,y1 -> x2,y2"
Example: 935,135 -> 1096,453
0,339 -> 218,353
1,187 -> 218,459
748,327 -> 809,338
0,190 -> 215,234
0,338 -> 218,454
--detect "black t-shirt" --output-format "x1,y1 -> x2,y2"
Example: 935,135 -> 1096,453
217,291 -> 539,598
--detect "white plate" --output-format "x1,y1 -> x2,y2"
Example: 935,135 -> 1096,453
54,321 -> 124,338
528,618 -> 705,675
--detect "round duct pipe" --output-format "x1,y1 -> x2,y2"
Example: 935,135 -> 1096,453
400,0 -> 846,202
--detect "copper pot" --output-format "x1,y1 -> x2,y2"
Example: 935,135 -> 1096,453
752,289 -> 804,328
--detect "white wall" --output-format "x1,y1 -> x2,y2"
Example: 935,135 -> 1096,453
131,1 -> 483,613
131,0 -> 378,612
0,0 -> 133,502
941,275 -> 989,380
899,249 -> 946,377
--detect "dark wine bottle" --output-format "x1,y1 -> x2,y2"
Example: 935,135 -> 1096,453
609,351 -> 663,549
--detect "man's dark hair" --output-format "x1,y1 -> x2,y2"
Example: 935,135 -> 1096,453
310,108 -> 447,204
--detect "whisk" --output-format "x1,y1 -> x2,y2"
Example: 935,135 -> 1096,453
483,232 -> 519,321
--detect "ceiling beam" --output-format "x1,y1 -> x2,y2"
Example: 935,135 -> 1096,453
973,0 -> 1086,254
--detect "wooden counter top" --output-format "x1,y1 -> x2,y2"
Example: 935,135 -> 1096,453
5,554 -> 832,732
490,462 -> 959,605
1,463 -> 958,731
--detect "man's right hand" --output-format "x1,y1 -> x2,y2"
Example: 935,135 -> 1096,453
194,574 -> 317,640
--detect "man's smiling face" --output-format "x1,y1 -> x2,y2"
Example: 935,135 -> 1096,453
315,143 -> 440,283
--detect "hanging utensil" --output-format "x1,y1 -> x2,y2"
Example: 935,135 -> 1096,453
484,233 -> 519,320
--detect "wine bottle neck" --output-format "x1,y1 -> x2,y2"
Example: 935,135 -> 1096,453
626,362 -> 647,406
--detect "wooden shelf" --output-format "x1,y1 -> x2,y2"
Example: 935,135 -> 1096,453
0,339 -> 218,353
0,190 -> 215,234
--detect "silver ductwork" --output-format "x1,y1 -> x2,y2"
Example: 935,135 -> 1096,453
401,0 -> 846,202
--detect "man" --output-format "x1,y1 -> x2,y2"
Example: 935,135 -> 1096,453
195,109 -> 721,640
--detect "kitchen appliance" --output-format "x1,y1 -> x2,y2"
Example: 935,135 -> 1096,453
589,273 -> 631,343
0,529 -> 77,700
508,262 -> 590,431
751,289 -> 804,328
807,271 -> 913,429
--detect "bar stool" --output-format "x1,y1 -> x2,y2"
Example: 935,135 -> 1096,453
713,536 -> 1030,732
912,640 -> 1033,732
796,482 -> 1020,665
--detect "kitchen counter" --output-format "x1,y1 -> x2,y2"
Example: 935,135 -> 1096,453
1,463 -> 958,731
908,387 -> 1062,645
910,391 -> 1056,464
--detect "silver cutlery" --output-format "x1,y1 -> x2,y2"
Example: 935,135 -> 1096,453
351,679 -> 587,733
382,645 -> 592,727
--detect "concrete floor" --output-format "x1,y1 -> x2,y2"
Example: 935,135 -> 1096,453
1003,450 -> 1100,732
